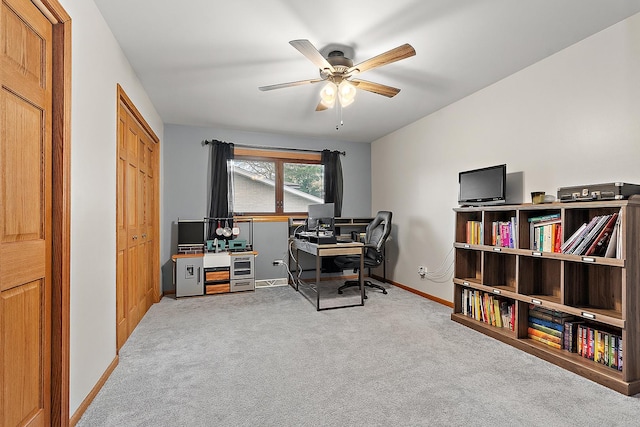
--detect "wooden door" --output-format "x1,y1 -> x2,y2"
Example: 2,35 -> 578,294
1,0 -> 53,425
125,110 -> 140,333
116,104 -> 128,349
116,87 -> 159,350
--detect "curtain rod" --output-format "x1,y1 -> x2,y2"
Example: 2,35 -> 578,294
205,139 -> 345,156
237,144 -> 345,156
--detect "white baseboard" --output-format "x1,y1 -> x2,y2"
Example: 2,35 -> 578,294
255,278 -> 288,288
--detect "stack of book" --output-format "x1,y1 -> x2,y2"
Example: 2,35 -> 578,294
461,289 -> 515,331
491,217 -> 517,248
528,306 -> 574,349
573,323 -> 623,371
466,220 -> 482,245
562,210 -> 621,257
528,213 -> 561,252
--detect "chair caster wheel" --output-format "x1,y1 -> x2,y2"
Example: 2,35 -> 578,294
338,290 -> 343,294
364,294 -> 368,299
382,290 -> 388,294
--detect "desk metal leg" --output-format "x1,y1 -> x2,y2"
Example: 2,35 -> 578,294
316,252 -> 321,311
360,246 -> 365,304
293,248 -> 300,291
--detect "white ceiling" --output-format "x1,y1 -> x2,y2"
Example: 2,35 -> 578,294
94,0 -> 640,143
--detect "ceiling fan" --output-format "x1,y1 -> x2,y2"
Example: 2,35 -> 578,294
259,39 -> 416,111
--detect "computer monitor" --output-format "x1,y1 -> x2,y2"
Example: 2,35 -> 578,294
307,203 -> 335,232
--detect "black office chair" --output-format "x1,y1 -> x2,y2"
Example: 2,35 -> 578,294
335,211 -> 392,298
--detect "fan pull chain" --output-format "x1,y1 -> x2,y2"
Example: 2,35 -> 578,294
335,101 -> 344,130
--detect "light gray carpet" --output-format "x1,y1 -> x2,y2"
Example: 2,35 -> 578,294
77,283 -> 640,426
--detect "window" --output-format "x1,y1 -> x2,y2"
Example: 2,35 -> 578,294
232,148 -> 324,215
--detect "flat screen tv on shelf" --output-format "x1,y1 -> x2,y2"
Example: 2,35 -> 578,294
458,164 -> 506,206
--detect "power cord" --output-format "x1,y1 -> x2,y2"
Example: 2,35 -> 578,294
422,247 -> 455,283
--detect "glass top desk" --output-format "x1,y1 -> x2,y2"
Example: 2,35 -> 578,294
291,239 -> 365,311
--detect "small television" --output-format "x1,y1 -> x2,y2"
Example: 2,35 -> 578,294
177,219 -> 205,246
307,203 -> 335,232
458,164 -> 507,206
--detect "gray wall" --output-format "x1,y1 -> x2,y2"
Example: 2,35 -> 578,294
162,124 -> 372,292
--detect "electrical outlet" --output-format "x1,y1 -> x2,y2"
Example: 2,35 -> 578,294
418,266 -> 426,276
273,259 -> 284,266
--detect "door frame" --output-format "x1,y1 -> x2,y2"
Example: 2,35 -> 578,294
33,0 -> 72,425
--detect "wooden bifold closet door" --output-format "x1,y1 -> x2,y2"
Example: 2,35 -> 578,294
116,87 -> 159,350
1,0 -> 53,425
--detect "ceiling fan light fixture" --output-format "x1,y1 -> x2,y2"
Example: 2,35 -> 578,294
338,80 -> 356,108
320,81 -> 337,108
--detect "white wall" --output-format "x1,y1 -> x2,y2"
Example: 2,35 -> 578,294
58,0 -> 164,415
372,13 -> 640,302
161,124 -> 372,291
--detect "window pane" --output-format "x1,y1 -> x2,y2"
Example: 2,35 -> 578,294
233,160 -> 276,213
283,163 -> 324,212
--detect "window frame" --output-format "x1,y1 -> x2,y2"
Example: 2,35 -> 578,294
233,147 -> 323,216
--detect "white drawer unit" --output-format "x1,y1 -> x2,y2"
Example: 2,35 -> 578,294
230,279 -> 255,292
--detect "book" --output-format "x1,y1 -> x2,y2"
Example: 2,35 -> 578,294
561,223 -> 587,252
499,301 -> 515,331
529,334 -> 562,349
528,213 -> 560,223
564,218 -> 598,254
595,330 -> 606,364
528,327 -> 562,345
566,215 -> 602,255
610,335 -> 618,370
553,224 -> 562,253
528,316 -> 563,332
529,321 -> 563,338
571,215 -> 610,255
563,321 -> 583,352
618,336 -> 623,371
529,306 -> 574,323
585,213 -> 618,256
466,221 -> 482,245
493,299 -> 502,328
604,212 -> 621,258
530,219 -> 561,251
500,222 -> 511,248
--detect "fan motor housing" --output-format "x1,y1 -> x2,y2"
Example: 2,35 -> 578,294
320,50 -> 353,79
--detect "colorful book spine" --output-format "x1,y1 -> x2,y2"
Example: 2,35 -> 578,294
528,316 -> 563,332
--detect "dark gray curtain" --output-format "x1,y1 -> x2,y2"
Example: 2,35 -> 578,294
205,140 -> 234,239
321,150 -> 343,217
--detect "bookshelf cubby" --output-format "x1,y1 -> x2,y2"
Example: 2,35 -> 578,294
452,196 -> 640,395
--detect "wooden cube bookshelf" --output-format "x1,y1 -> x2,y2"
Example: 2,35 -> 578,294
451,196 -> 640,395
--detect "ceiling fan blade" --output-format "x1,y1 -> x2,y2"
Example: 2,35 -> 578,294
315,101 -> 328,111
259,78 -> 323,91
289,39 -> 336,73
348,43 -> 416,75
350,79 -> 401,98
